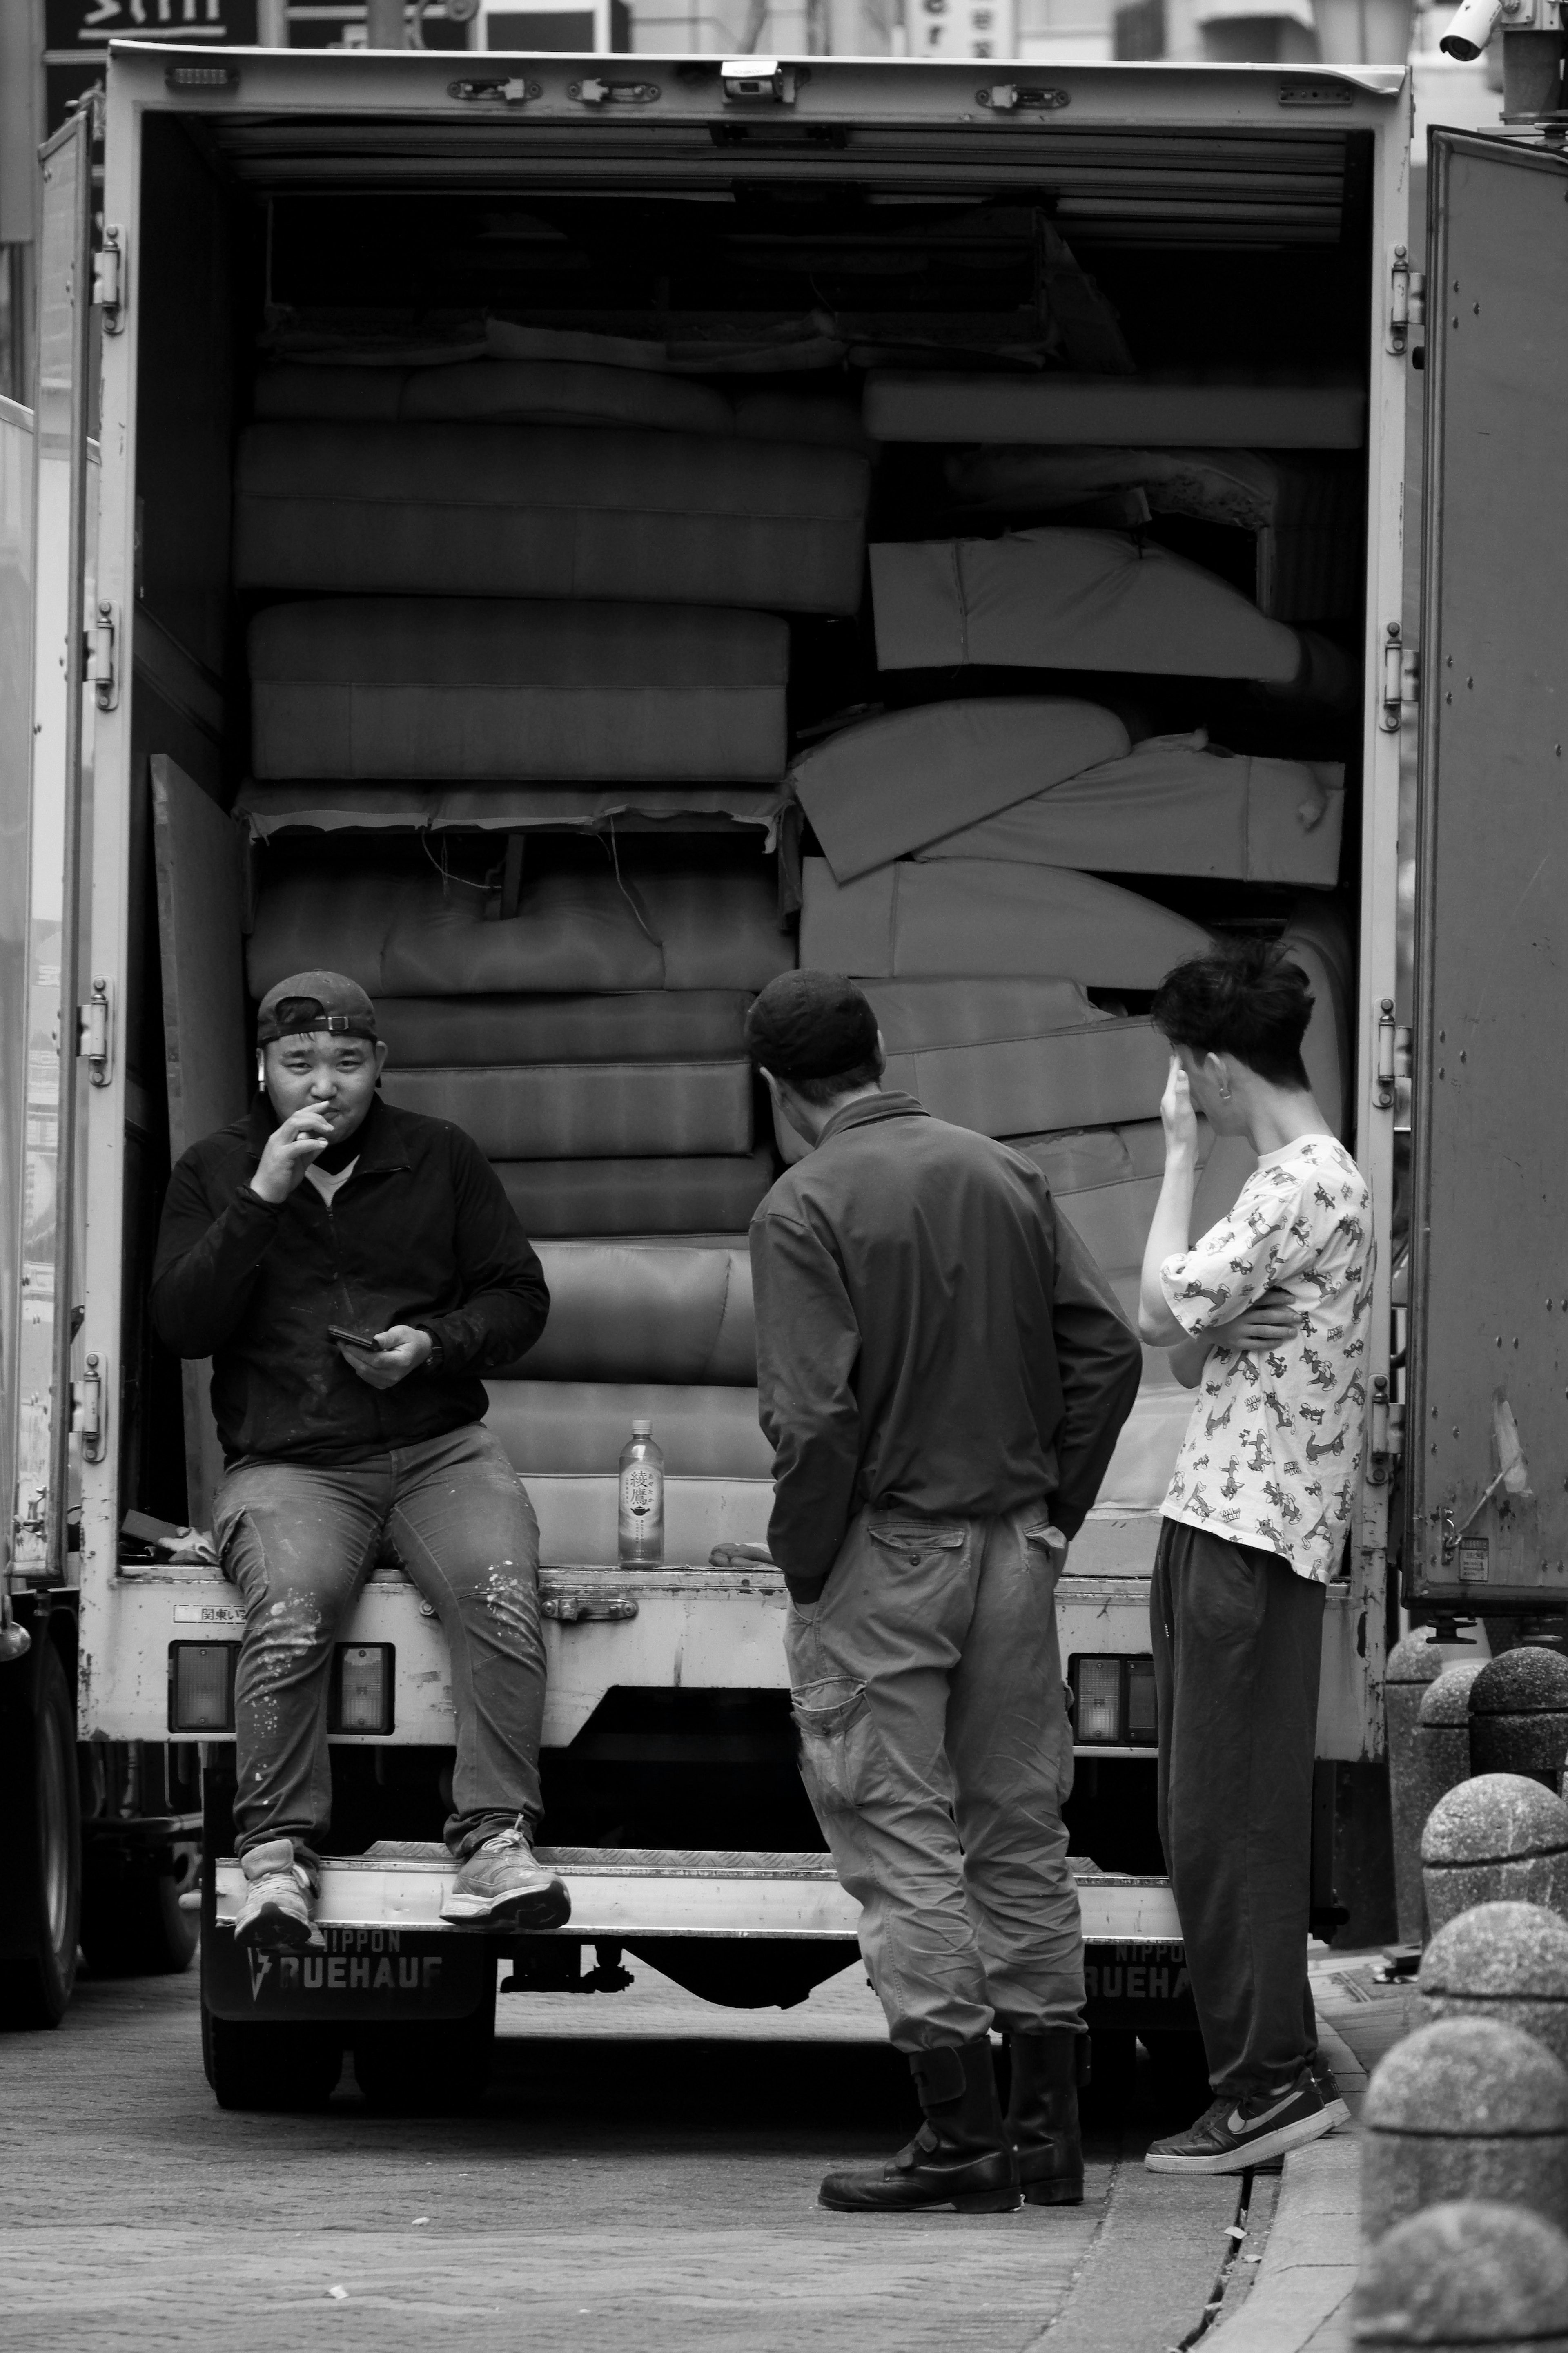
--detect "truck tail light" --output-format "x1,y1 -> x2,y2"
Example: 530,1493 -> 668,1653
331,1645 -> 394,1734
169,1643 -> 237,1733
1069,1655 -> 1160,1749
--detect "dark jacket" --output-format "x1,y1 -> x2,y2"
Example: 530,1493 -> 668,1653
151,1094 -> 548,1465
750,1091 -> 1143,1594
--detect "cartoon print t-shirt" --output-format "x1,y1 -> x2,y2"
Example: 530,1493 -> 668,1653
1159,1134 -> 1373,1583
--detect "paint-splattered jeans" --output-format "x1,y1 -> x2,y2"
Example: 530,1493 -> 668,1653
212,1423 -> 547,1872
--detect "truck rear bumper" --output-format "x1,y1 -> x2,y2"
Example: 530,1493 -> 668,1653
210,1843 -> 1182,1943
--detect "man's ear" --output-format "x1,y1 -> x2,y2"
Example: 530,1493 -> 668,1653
873,1027 -> 887,1080
373,1038 -> 389,1082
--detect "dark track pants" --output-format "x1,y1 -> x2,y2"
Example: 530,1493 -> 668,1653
1150,1518 -> 1325,2102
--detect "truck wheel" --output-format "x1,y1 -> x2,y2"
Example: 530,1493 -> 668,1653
82,1840 -> 200,1977
353,1978 -> 497,2114
0,1643 -> 82,2029
1143,2030 -> 1212,2121
200,2005 -> 343,2111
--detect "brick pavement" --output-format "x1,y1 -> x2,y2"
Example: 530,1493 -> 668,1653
4,1959 -> 1248,2353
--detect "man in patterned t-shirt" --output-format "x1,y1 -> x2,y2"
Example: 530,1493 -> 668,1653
1136,940 -> 1372,2175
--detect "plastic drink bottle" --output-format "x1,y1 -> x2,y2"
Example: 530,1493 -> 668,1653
618,1417 -> 664,1566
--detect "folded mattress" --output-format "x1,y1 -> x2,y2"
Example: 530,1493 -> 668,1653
862,370 -> 1368,449
484,1381 -> 772,1479
248,865 -> 793,999
773,983 -> 1170,1164
255,363 -> 871,452
234,424 -> 870,616
799,857 -> 1211,988
790,699 -> 1131,884
499,1240 -> 755,1385
374,991 -> 753,1066
493,1153 -> 774,1238
915,734 -> 1346,888
249,600 -> 790,784
381,1062 -> 753,1161
234,781 -> 790,847
870,529 -> 1310,682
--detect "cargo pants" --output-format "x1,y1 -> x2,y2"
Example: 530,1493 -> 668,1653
786,1502 -> 1084,2052
213,1422 -> 547,1873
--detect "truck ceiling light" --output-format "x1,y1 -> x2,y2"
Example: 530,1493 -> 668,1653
169,1643 -> 237,1733
165,65 -> 241,91
332,1644 -> 395,1735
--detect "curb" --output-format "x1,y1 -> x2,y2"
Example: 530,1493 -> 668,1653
1202,2134 -> 1359,2353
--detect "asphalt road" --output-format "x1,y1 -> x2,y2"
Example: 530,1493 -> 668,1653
3,1957 -> 1252,2353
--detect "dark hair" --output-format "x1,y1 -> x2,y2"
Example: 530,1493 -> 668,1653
1149,938 -> 1313,1089
783,1053 -> 885,1110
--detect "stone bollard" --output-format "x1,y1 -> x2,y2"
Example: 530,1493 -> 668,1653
1387,1633 -> 1445,1945
1411,1664 -> 1488,1896
1418,1900 -> 1568,2072
1351,2200 -> 1568,2351
1421,1772 -> 1568,1932
1361,2017 -> 1568,2238
1470,1646 -> 1568,1791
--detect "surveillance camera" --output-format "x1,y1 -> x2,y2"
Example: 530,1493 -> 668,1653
1439,0 -> 1511,60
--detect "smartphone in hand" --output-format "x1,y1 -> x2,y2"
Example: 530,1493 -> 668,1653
327,1323 -> 381,1352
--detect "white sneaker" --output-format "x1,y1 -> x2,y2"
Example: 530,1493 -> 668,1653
234,1838 -> 325,1953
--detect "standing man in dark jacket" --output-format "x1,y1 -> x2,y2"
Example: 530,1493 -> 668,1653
151,971 -> 568,1953
746,971 -> 1143,2215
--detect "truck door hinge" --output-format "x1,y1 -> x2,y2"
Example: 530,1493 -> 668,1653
1388,246 -> 1426,355
720,57 -> 799,103
1374,998 -> 1397,1108
72,1352 -> 106,1463
93,225 -> 126,334
83,600 -> 118,710
568,75 -> 662,104
78,977 -> 112,1087
1380,624 -> 1417,730
977,83 -> 1071,110
1368,1376 -> 1404,1486
447,75 -> 540,104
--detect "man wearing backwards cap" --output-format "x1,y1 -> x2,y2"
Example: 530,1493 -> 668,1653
746,970 -> 1142,2215
151,972 -> 567,1952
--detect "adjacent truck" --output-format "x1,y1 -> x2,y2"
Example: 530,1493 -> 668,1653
4,40 -> 1566,2103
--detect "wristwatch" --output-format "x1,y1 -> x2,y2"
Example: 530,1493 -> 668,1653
423,1332 -> 445,1374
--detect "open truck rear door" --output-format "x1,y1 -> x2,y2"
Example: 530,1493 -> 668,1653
1408,129 -> 1568,1617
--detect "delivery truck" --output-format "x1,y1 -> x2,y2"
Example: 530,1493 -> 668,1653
5,33 -> 1566,2105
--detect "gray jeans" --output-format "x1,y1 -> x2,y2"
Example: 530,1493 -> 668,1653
786,1502 -> 1084,2052
213,1422 -> 546,1871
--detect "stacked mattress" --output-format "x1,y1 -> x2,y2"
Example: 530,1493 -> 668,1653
234,367 -> 880,1550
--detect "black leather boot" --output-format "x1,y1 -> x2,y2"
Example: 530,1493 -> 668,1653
818,2039 -> 1022,2213
1005,2028 -> 1088,2206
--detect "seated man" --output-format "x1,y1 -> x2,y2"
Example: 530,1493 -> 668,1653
151,970 -> 567,1951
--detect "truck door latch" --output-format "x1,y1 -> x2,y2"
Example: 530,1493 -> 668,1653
448,76 -> 541,104
78,977 -> 112,1087
73,1352 -> 106,1464
93,225 -> 126,335
1388,246 -> 1427,355
720,57 -> 799,103
82,601 -> 118,711
1368,1374 -> 1403,1485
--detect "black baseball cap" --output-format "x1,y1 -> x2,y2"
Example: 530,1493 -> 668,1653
256,970 -> 379,1046
744,970 -> 880,1083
